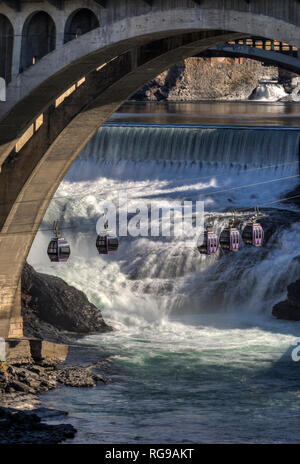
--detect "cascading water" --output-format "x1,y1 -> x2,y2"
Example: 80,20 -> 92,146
29,125 -> 300,317
249,81 -> 288,102
28,119 -> 300,443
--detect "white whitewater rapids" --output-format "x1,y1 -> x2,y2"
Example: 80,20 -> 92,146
249,81 -> 288,102
28,125 -> 300,327
29,123 -> 300,444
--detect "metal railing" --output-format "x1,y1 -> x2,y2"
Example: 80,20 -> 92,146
227,37 -> 298,58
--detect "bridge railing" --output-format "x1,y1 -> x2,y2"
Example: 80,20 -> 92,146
227,37 -> 299,58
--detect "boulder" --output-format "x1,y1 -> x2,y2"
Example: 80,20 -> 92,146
22,263 -> 112,341
272,279 -> 300,321
0,407 -> 76,444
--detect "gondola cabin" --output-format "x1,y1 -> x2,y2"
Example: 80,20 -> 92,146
242,223 -> 264,247
219,228 -> 241,252
96,232 -> 119,255
47,238 -> 71,262
198,231 -> 219,255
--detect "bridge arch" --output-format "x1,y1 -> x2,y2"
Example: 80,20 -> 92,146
198,41 -> 300,74
1,5 -> 300,337
0,30 -> 243,337
0,14 -> 13,83
20,11 -> 56,73
64,8 -> 100,43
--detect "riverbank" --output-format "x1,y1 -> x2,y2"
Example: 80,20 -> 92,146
0,356 -> 111,444
0,263 -> 114,443
0,407 -> 76,444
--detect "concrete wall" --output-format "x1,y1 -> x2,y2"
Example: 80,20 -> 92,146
0,1 -> 102,78
0,0 -> 298,83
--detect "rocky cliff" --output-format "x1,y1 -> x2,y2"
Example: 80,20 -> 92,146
132,57 -> 282,101
272,276 -> 300,321
21,263 -> 112,342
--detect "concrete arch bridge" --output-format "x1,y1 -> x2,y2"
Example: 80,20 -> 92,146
200,37 -> 300,74
0,0 -> 299,342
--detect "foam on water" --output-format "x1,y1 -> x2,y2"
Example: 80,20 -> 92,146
29,124 -> 300,323
28,124 -> 300,443
249,82 -> 288,102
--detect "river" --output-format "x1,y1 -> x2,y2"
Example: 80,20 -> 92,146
28,101 -> 300,443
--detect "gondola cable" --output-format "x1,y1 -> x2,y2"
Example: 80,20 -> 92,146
2,175 -> 300,237
0,160 -> 299,207
2,189 -> 300,238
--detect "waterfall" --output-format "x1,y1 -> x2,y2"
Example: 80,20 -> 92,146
63,125 -> 300,215
35,119 -> 300,445
249,82 -> 288,102
28,123 -> 300,323
79,125 -> 300,166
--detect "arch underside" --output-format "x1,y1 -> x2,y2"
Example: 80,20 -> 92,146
64,8 -> 100,43
20,11 -> 56,73
0,7 -> 300,337
198,45 -> 300,74
0,30 -> 245,337
0,14 -> 13,83
1,7 -> 299,166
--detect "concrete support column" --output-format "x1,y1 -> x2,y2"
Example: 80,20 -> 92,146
0,284 -> 15,339
0,234 -> 24,339
11,30 -> 22,79
7,279 -> 23,338
55,17 -> 66,47
0,281 -> 23,339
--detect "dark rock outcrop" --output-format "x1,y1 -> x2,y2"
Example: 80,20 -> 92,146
0,355 -> 111,443
0,361 -> 110,398
56,366 -> 107,388
0,364 -> 57,395
22,263 -> 112,342
0,407 -> 76,444
273,279 -> 300,321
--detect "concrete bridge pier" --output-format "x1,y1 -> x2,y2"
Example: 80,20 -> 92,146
0,270 -> 67,365
7,280 -> 23,339
0,277 -> 23,339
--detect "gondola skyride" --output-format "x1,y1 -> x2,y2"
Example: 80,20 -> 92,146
48,206 -> 266,263
47,199 -> 267,263
219,212 -> 241,252
47,221 -> 71,263
242,207 -> 264,247
41,155 -> 295,263
198,215 -> 219,255
198,207 -> 266,256
96,220 -> 119,255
